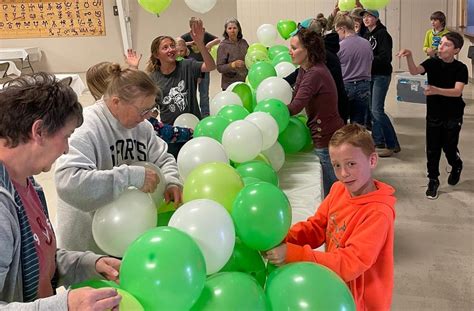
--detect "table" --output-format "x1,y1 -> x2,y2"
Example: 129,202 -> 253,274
0,47 -> 42,73
279,152 -> 322,225
54,74 -> 86,96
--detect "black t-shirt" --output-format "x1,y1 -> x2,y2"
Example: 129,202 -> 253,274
181,32 -> 217,61
421,57 -> 468,120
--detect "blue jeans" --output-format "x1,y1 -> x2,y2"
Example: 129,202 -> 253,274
314,147 -> 338,198
370,75 -> 400,149
344,80 -> 371,125
199,72 -> 210,117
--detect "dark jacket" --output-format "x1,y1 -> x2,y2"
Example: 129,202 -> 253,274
364,22 -> 393,76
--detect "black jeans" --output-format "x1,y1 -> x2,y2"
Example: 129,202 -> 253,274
426,116 -> 463,179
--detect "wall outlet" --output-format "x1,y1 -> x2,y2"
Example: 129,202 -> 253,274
113,5 -> 119,16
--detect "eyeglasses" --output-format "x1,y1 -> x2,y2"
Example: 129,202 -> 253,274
134,105 -> 158,117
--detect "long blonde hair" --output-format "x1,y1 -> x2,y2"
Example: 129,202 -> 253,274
145,35 -> 175,73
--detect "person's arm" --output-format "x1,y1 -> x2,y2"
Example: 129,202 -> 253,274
205,38 -> 221,50
191,20 -> 216,72
287,69 -> 321,116
284,211 -> 392,282
396,49 -> 425,75
425,82 -> 465,97
423,30 -> 431,55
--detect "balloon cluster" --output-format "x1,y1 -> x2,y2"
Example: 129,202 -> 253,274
75,18 -> 356,311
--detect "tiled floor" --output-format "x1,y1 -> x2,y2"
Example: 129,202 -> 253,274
36,71 -> 474,310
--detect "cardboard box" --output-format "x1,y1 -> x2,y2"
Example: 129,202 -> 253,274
396,72 -> 427,104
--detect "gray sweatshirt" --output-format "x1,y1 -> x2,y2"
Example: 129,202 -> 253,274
0,168 -> 102,310
54,100 -> 181,253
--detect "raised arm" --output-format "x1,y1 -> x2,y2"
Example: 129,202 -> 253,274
397,49 -> 425,75
191,19 -> 216,72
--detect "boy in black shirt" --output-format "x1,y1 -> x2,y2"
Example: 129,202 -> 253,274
397,32 -> 468,199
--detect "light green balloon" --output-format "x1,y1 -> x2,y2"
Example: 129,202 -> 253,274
138,0 -> 172,14
245,49 -> 270,69
232,83 -> 254,112
183,162 -> 244,212
247,43 -> 267,54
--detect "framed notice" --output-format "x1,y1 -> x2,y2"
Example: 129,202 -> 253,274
0,0 -> 106,39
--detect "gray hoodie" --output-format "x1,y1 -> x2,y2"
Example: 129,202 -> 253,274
0,164 -> 102,310
54,99 -> 181,253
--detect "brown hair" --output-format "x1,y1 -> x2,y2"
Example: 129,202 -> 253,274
0,72 -> 83,148
329,124 -> 375,157
86,61 -> 119,100
430,11 -> 446,28
335,14 -> 355,31
297,28 -> 326,64
444,32 -> 464,50
146,35 -> 175,73
189,17 -> 201,28
104,66 -> 159,103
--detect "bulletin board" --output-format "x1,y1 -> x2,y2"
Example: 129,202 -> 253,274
0,0 -> 106,39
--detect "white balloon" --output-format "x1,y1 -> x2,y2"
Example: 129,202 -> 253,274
256,76 -> 293,105
210,91 -> 243,115
168,199 -> 235,274
184,0 -> 217,13
173,113 -> 200,130
226,81 -> 243,92
132,161 -> 166,205
177,137 -> 229,180
274,61 -> 296,78
222,120 -> 263,163
257,24 -> 278,47
92,189 -> 156,257
261,141 -> 285,172
245,112 -> 279,150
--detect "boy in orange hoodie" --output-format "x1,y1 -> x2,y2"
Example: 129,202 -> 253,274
264,123 -> 396,311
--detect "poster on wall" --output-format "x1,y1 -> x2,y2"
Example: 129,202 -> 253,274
0,0 -> 106,39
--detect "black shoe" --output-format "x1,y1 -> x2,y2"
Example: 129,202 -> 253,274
448,164 -> 462,186
426,179 -> 440,200
393,145 -> 401,153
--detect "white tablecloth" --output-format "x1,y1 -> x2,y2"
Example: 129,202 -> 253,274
279,152 -> 322,225
55,74 -> 86,96
0,47 -> 42,62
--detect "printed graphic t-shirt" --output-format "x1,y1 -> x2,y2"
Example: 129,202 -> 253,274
150,59 -> 203,124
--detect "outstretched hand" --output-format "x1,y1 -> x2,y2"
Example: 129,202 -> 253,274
124,49 -> 142,69
396,49 -> 412,58
190,18 -> 205,45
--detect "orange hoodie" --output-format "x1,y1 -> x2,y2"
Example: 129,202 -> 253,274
285,180 -> 396,311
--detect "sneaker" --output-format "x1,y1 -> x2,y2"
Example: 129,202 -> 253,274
426,179 -> 440,199
376,148 -> 394,157
393,145 -> 402,153
375,144 -> 386,149
448,164 -> 462,185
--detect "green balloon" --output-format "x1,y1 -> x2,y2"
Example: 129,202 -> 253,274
277,19 -> 297,40
247,43 -> 268,54
217,104 -> 250,122
157,210 -> 175,226
268,45 -> 289,60
271,52 -> 292,66
266,262 -> 356,311
338,0 -> 356,11
194,116 -> 231,143
120,227 -> 206,311
117,288 -> 144,311
254,98 -> 290,133
183,162 -> 244,213
278,117 -> 310,153
232,182 -> 292,251
232,83 -> 254,112
220,238 -> 267,287
360,0 -> 390,10
210,44 -> 219,61
138,0 -> 172,14
236,161 -> 279,186
266,262 -> 278,276
245,49 -> 270,69
191,272 -> 268,311
70,279 -> 119,290
248,61 -> 277,89
242,176 -> 261,186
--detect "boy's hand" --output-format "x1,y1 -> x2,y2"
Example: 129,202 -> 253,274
165,185 -> 183,208
264,243 -> 287,266
396,49 -> 412,58
426,48 -> 437,58
424,85 -> 438,96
